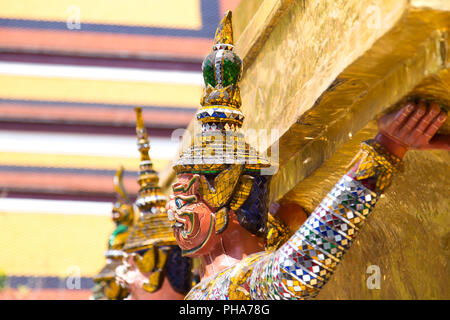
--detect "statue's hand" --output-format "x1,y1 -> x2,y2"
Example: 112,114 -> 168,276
375,101 -> 448,159
115,261 -> 131,288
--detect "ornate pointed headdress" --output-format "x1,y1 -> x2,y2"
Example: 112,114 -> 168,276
173,10 -> 271,175
93,168 -> 133,297
122,107 -> 176,252
172,11 -> 272,237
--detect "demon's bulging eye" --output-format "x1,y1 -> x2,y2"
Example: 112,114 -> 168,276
175,198 -> 185,209
174,195 -> 197,209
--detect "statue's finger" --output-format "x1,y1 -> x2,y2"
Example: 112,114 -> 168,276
416,134 -> 450,151
269,202 -> 280,215
407,102 -> 440,144
396,101 -> 426,139
387,102 -> 415,133
420,111 -> 448,145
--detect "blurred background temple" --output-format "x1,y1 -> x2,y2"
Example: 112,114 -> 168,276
0,0 -> 239,299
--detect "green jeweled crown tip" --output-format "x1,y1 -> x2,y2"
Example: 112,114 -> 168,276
199,9 -> 242,110
203,10 -> 240,89
202,50 -> 242,88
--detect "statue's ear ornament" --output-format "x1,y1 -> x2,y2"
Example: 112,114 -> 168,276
229,175 -> 254,211
141,247 -> 170,293
135,247 -> 156,274
104,280 -> 124,300
214,207 -> 229,234
198,164 -> 243,208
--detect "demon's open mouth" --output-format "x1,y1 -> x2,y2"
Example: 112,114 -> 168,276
172,211 -> 195,239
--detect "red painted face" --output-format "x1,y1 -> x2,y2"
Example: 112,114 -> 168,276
167,173 -> 221,257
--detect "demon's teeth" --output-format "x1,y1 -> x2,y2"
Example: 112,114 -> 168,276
172,222 -> 184,228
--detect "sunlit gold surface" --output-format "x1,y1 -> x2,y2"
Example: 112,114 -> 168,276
268,6 -> 449,204
161,1 -> 449,190
239,0 -> 408,152
281,123 -> 379,213
318,149 -> 450,299
235,0 -> 294,74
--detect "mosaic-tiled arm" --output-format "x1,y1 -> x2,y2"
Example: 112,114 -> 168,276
249,139 -> 402,299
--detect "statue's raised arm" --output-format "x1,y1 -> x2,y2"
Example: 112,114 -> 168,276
167,11 -> 449,300
247,101 -> 448,299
